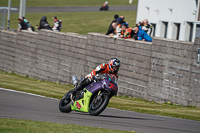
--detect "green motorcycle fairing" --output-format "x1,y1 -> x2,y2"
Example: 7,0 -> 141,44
71,88 -> 93,112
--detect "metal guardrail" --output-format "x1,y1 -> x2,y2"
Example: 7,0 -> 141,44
0,7 -> 18,30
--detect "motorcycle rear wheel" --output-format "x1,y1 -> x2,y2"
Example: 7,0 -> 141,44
89,93 -> 109,116
59,92 -> 72,113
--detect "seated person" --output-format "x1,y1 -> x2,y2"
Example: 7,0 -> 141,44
138,19 -> 152,36
131,29 -> 138,40
52,16 -> 61,32
116,16 -> 126,25
36,16 -> 52,30
105,14 -> 119,35
134,25 -> 152,42
109,22 -> 122,38
21,17 -> 35,32
18,18 -> 28,32
119,24 -> 132,39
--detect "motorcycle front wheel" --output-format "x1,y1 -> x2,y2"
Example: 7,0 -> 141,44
59,91 -> 72,113
89,93 -> 109,116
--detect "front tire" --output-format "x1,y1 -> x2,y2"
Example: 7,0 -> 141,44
89,93 -> 109,116
59,92 -> 72,113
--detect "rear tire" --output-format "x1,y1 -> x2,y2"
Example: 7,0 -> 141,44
89,93 -> 109,116
59,92 -> 72,113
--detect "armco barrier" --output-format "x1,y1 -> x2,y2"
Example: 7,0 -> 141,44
0,29 -> 199,107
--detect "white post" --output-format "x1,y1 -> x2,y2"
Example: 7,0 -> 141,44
7,0 -> 11,30
19,0 -> 26,18
129,0 -> 132,4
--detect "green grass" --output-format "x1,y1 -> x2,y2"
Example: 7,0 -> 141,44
109,96 -> 200,121
0,71 -> 73,99
0,0 -> 138,7
8,11 -> 137,35
0,71 -> 200,121
0,118 -> 134,133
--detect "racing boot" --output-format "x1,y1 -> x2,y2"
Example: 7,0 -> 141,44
66,78 -> 93,100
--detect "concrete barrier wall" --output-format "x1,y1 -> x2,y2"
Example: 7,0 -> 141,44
150,38 -> 200,106
0,30 -> 199,107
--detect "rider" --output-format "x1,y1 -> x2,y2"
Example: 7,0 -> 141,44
69,58 -> 120,96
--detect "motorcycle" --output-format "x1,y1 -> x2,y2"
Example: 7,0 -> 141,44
59,74 -> 118,116
99,5 -> 109,11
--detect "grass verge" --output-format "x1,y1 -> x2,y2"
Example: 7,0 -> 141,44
0,118 -> 134,133
0,71 -> 200,121
8,11 -> 137,35
0,0 -> 138,7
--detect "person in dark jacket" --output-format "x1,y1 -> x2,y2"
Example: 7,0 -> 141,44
36,16 -> 52,30
105,14 -> 119,35
18,18 -> 28,32
21,16 -> 35,32
116,16 -> 126,25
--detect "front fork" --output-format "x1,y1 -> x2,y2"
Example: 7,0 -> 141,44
94,91 -> 102,102
95,90 -> 110,102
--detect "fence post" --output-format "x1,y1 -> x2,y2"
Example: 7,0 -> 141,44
7,0 -> 11,30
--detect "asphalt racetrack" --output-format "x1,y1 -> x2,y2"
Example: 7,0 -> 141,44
12,5 -> 137,13
0,88 -> 200,133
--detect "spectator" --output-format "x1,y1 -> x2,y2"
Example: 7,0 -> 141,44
21,17 -> 35,32
140,19 -> 152,36
134,25 -> 152,42
18,18 -> 28,32
116,16 -> 129,32
119,24 -> 132,39
116,16 -> 126,25
109,22 -> 122,38
36,16 -> 52,30
105,14 -> 119,35
131,29 -> 138,40
109,22 -> 117,37
21,17 -> 30,27
121,16 -> 126,24
52,16 -> 61,32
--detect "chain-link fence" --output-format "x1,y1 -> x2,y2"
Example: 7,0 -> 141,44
0,8 -> 7,30
0,7 -> 18,30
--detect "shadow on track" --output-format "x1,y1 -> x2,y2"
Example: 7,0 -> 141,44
71,112 -> 163,121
